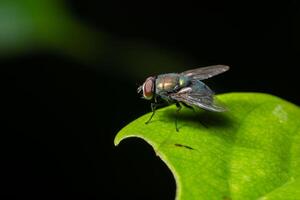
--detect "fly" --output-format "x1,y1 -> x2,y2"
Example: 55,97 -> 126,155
137,65 -> 230,131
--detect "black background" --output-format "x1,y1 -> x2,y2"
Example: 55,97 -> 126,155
1,1 -> 299,199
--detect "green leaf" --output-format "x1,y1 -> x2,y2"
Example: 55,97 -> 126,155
114,93 -> 300,200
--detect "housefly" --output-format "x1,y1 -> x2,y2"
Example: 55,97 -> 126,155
137,65 -> 230,131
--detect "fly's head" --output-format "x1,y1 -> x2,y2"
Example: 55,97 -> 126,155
137,76 -> 156,100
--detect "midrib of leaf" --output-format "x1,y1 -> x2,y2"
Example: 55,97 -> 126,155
164,99 -> 262,199
228,97 -> 299,199
257,108 -> 300,199
226,101 -> 272,199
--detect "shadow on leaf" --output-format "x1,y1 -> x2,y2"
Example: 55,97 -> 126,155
164,107 -> 234,130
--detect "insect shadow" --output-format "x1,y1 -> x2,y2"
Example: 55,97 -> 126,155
164,108 -> 233,131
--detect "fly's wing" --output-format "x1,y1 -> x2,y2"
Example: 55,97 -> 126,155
180,65 -> 229,80
169,87 -> 227,112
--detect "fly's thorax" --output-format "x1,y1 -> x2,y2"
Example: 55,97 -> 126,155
155,73 -> 179,93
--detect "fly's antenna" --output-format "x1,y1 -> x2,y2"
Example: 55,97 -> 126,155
136,82 -> 141,92
137,85 -> 142,94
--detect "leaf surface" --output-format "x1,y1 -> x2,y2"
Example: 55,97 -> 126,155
115,93 -> 300,200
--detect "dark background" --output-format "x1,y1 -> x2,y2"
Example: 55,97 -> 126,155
1,0 -> 299,199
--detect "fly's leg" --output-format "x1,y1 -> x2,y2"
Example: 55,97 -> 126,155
145,100 -> 168,124
145,103 -> 157,124
175,103 -> 182,132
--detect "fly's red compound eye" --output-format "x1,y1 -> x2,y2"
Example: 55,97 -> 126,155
143,77 -> 155,100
